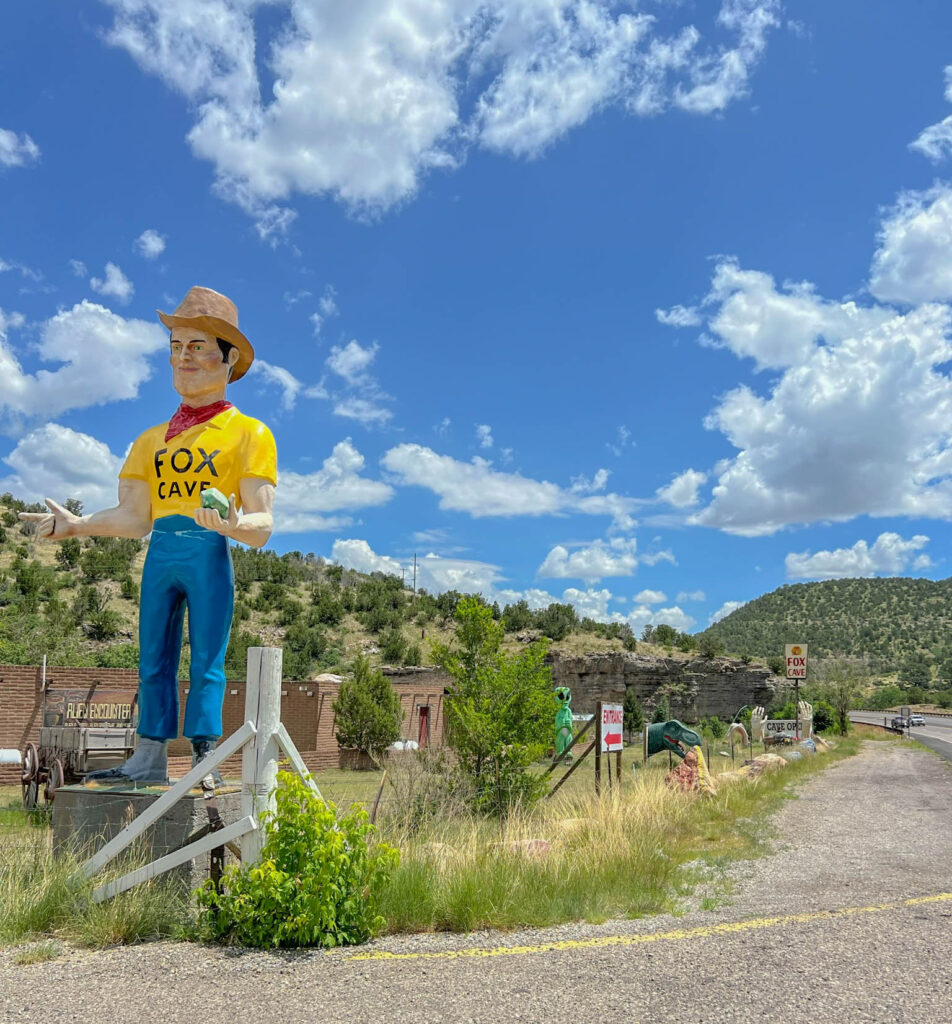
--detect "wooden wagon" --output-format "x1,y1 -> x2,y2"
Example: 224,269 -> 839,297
21,683 -> 137,806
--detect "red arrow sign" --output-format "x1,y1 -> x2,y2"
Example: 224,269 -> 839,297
603,732 -> 622,747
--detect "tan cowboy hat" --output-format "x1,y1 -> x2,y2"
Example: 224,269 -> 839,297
157,286 -> 254,382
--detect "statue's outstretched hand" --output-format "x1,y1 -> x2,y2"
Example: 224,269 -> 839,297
18,498 -> 82,541
193,492 -> 239,535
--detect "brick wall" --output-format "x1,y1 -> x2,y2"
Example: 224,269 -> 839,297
0,663 -> 449,783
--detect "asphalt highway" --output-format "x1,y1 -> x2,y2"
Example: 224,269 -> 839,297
850,709 -> 952,761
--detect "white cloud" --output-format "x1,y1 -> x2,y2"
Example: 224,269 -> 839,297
249,359 -> 303,411
910,115 -> 952,163
656,304 -> 701,327
319,286 -> 339,317
676,590 -> 706,602
704,259 -> 890,370
538,537 -> 638,582
910,66 -> 952,162
606,424 -> 632,457
656,468 -> 706,507
475,424 -> 494,449
134,229 -> 167,259
101,0 -> 780,223
709,600 -> 744,624
333,396 -> 393,427
382,443 -> 637,524
869,186 -> 952,304
331,537 -> 505,596
323,340 -> 392,425
1,424 -> 124,510
0,308 -> 25,340
310,286 -> 338,336
683,246 -> 952,534
635,589 -> 667,604
0,128 -> 40,168
640,549 -> 676,566
326,340 -> 378,384
69,259 -> 87,278
0,258 -> 43,283
275,439 -> 394,533
90,262 -> 135,304
332,539 -> 404,578
562,587 -> 615,620
0,301 -> 166,424
571,468 -> 610,494
785,532 -> 931,581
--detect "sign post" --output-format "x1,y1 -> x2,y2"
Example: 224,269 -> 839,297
597,701 -> 624,795
785,643 -> 808,739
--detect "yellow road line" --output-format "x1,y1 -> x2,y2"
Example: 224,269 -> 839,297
346,892 -> 952,962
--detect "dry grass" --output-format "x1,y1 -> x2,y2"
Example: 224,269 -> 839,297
374,735 -> 861,933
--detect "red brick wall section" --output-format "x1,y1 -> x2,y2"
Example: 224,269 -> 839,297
0,664 -> 449,783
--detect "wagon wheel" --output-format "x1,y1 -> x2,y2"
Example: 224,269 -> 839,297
44,758 -> 64,804
21,743 -> 39,809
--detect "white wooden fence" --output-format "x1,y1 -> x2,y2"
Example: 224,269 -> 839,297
82,647 -> 322,903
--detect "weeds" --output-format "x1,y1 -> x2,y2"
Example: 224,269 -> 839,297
12,940 -> 62,965
0,813 -> 187,948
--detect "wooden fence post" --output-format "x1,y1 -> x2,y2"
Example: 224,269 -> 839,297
241,647 -> 282,866
595,700 -> 603,797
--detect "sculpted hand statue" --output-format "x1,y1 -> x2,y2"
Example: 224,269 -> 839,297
750,706 -> 767,745
798,700 -> 813,739
20,287 -> 276,783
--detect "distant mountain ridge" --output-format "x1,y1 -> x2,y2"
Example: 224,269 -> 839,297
702,576 -> 952,671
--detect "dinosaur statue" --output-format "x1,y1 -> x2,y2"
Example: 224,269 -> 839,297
554,686 -> 574,759
643,720 -> 702,760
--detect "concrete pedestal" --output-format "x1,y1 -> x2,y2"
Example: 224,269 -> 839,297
52,780 -> 242,893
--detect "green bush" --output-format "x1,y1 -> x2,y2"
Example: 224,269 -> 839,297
195,772 -> 397,948
433,597 -> 556,817
381,627 -> 407,663
333,654 -> 402,759
96,643 -> 139,669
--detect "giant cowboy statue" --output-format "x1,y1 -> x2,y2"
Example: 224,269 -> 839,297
19,287 -> 276,783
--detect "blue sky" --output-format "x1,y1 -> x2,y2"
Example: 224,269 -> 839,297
4,0 -> 952,634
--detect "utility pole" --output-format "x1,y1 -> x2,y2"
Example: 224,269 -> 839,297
413,553 -> 417,594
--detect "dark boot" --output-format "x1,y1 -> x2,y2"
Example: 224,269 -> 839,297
191,738 -> 223,785
87,737 -> 169,784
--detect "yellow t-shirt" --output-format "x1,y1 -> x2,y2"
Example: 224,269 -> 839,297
119,407 -> 277,521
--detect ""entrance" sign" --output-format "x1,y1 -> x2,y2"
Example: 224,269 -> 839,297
600,703 -> 624,752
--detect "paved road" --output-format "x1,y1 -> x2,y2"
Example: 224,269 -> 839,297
851,710 -> 952,761
3,741 -> 951,1023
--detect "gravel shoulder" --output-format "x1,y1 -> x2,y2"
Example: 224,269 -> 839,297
3,739 -> 952,1024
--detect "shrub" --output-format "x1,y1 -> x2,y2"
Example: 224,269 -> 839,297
55,539 -> 82,570
195,772 -> 398,948
403,643 -> 423,666
623,687 -> 644,740
333,654 -> 402,759
697,634 -> 725,659
381,627 -> 407,664
537,602 -> 578,641
96,643 -> 139,669
433,597 -> 556,817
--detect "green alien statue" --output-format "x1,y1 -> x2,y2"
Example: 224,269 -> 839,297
554,686 -> 574,759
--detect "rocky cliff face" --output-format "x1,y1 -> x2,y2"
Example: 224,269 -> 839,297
547,651 -> 778,723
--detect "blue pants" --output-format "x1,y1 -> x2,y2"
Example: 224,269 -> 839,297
138,515 -> 234,742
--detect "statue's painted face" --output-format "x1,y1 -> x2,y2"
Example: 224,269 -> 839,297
169,326 -> 238,404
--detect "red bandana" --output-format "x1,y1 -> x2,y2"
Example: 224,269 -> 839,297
165,400 -> 233,442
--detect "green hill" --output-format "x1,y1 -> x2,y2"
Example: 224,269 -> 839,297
0,492 -> 675,678
702,576 -> 952,676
